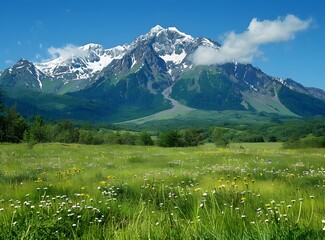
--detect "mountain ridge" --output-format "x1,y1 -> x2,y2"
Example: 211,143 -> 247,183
1,25 -> 325,122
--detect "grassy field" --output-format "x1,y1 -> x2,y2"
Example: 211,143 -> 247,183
0,142 -> 324,239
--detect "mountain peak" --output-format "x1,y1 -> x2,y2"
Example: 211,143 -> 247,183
15,58 -> 33,67
150,25 -> 164,33
80,43 -> 104,51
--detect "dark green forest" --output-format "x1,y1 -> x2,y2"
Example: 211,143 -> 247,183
1,88 -> 325,148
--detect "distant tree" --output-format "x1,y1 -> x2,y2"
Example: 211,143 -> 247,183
267,135 -> 277,142
136,131 -> 154,146
28,116 -> 48,143
211,127 -> 229,147
53,120 -> 79,143
79,130 -> 94,145
0,106 -> 28,143
0,88 -> 4,112
158,130 -> 183,147
120,132 -> 136,145
182,129 -> 203,147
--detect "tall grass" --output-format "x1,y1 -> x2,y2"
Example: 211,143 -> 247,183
0,142 -> 324,239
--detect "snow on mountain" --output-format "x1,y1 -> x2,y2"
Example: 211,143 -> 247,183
35,44 -> 129,80
31,26 -> 221,83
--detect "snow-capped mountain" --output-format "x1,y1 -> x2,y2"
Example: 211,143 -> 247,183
0,58 -> 47,91
35,43 -> 129,81
128,25 -> 219,77
33,25 -> 219,84
1,25 -> 325,120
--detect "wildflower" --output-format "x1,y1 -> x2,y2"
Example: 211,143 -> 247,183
155,222 -> 159,225
310,196 -> 315,199
287,205 -> 292,208
72,223 -> 77,227
241,215 -> 246,218
34,178 -> 43,183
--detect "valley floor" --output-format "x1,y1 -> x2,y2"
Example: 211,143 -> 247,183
0,143 -> 324,239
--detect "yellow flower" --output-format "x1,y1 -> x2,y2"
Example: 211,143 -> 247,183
100,181 -> 107,185
34,178 -> 43,183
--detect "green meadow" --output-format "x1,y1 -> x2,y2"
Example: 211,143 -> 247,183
0,142 -> 324,239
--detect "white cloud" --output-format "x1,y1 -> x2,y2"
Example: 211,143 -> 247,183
191,14 -> 312,65
47,44 -> 87,61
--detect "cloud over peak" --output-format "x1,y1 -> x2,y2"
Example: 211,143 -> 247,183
47,44 -> 87,61
191,14 -> 312,65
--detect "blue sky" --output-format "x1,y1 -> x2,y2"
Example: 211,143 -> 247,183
0,0 -> 324,89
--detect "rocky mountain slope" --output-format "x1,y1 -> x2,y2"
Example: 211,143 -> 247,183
1,25 -> 325,121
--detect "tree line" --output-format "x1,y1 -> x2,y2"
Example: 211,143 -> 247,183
1,88 -> 325,148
